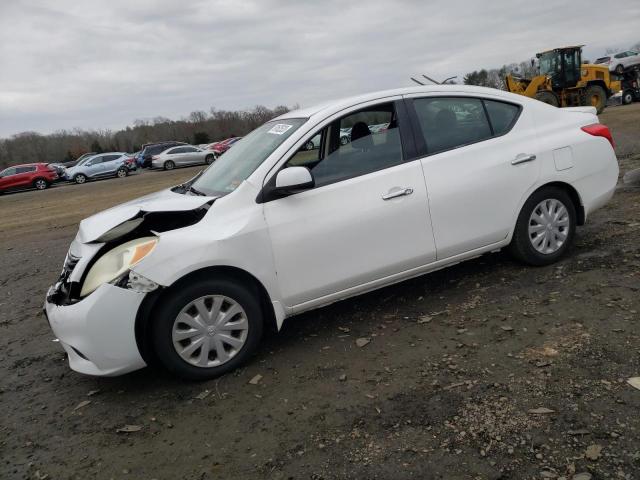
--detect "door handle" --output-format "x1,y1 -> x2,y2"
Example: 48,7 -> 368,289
382,187 -> 413,200
512,153 -> 537,165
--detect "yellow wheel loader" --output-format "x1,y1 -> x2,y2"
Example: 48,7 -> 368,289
505,46 -> 621,114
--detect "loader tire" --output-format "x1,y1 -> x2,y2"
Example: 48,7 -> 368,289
534,90 -> 559,108
583,85 -> 607,114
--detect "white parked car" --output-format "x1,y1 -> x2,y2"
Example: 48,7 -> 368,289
44,85 -> 618,380
151,145 -> 215,170
594,50 -> 640,74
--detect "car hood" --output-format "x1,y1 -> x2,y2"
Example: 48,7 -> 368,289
77,188 -> 216,243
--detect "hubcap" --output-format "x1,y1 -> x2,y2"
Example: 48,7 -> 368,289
171,295 -> 249,368
118,170 -> 126,177
36,180 -> 46,189
528,199 -> 570,254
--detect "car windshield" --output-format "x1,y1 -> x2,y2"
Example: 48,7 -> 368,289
191,118 -> 306,196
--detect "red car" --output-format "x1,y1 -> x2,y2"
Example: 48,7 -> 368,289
211,137 -> 242,156
0,163 -> 58,194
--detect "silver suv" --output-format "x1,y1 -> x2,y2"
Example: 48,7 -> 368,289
64,153 -> 129,184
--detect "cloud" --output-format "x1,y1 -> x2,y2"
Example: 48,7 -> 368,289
0,0 -> 638,137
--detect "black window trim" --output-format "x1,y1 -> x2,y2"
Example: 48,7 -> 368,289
405,95 -> 523,159
257,99 -> 418,203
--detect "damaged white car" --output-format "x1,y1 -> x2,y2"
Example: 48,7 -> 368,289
44,86 -> 618,380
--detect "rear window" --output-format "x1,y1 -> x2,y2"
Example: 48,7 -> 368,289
413,97 -> 492,154
484,100 -> 521,136
16,166 -> 37,173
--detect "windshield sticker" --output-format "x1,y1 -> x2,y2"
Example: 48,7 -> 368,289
268,124 -> 293,135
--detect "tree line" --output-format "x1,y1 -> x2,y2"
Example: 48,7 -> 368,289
0,104 -> 292,170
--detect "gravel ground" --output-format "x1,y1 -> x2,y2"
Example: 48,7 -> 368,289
1,105 -> 639,480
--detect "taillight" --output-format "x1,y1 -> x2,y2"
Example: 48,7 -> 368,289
581,124 -> 614,149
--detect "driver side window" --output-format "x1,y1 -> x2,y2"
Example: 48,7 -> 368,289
283,102 -> 403,188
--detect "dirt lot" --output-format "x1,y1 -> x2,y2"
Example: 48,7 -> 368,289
1,105 -> 640,480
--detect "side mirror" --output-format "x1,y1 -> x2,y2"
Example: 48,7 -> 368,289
274,166 -> 314,194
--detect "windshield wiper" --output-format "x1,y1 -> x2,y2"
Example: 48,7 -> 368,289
187,185 -> 207,196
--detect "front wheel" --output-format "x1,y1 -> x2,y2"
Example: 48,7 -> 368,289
151,278 -> 264,380
33,178 -> 48,190
74,174 -> 87,184
508,186 -> 576,266
116,168 -> 128,178
615,64 -> 625,75
205,155 -> 214,165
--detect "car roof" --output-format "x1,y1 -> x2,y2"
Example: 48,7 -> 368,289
274,85 -> 531,121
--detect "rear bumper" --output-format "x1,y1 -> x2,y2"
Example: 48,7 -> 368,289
44,283 -> 147,376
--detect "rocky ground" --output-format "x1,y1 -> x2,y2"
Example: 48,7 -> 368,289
1,104 -> 639,480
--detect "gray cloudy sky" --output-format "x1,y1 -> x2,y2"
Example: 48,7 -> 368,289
1,0 -> 639,138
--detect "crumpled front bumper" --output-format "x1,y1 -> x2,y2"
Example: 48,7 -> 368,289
44,283 -> 147,376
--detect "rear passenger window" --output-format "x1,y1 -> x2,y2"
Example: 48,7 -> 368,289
412,97 -> 492,154
484,100 -> 520,136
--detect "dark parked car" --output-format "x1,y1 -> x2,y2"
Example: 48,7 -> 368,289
0,163 -> 58,193
137,142 -> 186,168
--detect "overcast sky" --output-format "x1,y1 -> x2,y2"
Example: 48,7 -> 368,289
0,0 -> 638,138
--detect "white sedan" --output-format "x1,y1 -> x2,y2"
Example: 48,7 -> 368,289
44,85 -> 618,380
151,145 -> 215,170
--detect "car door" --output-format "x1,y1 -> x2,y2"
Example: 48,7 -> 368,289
0,167 -> 18,190
263,99 -> 436,310
405,94 -> 540,260
85,156 -> 104,177
182,147 -> 203,164
624,51 -> 639,68
167,147 -> 186,165
102,154 -> 121,175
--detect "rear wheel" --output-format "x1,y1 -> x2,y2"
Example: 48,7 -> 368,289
33,178 -> 48,190
74,174 -> 87,184
534,90 -> 559,108
508,186 -> 576,266
583,85 -> 607,114
615,64 -> 625,75
205,154 -> 214,165
622,90 -> 634,105
116,168 -> 128,178
151,278 -> 264,380
164,160 -> 175,171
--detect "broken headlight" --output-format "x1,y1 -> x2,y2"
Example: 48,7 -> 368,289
80,237 -> 158,297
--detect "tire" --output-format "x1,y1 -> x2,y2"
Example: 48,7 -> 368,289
340,136 -> 349,146
151,278 -> 264,380
164,160 -> 175,171
116,168 -> 128,178
622,90 -> 634,105
304,141 -> 314,151
33,178 -> 48,190
615,64 -> 624,75
74,174 -> 87,184
534,90 -> 559,108
205,155 -> 214,165
508,186 -> 576,266
583,85 -> 607,114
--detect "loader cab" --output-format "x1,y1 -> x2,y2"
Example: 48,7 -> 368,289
537,47 -> 582,90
